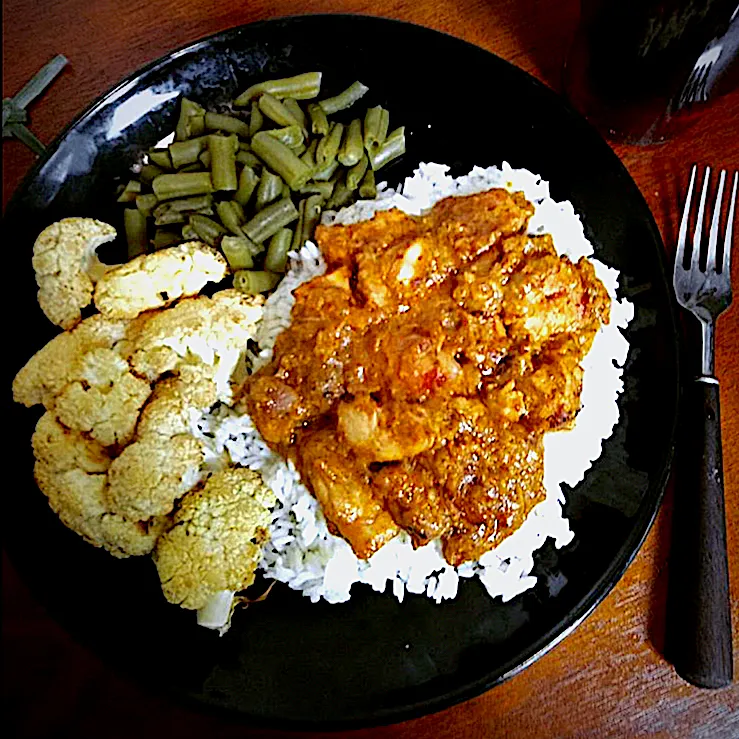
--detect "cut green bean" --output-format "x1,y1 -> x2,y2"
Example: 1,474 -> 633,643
221,236 -> 256,270
180,162 -> 206,173
235,72 -> 322,105
258,94 -> 305,130
230,200 -> 246,223
251,132 -> 312,190
368,126 -> 405,171
216,200 -> 245,236
189,214 -> 227,246
175,98 -> 206,141
124,208 -> 148,258
346,152 -> 368,190
236,150 -> 261,168
299,181 -> 334,200
311,158 -> 339,181
204,111 -> 250,138
307,103 -> 329,136
326,174 -> 354,211
169,137 -> 208,169
152,194 -> 213,223
319,81 -> 369,115
316,122 -> 343,167
263,125 -> 304,148
282,97 -> 307,129
135,193 -> 158,218
233,270 -> 281,294
249,101 -> 264,137
264,228 -> 293,272
208,134 -> 238,191
152,172 -> 213,200
234,165 -> 259,207
358,168 -> 377,199
363,106 -> 390,154
148,149 -> 173,169
290,140 -> 307,157
300,140 -> 318,170
139,163 -> 164,185
117,180 -> 142,203
242,197 -> 299,243
255,170 -> 284,211
199,150 -> 212,168
152,229 -> 182,250
239,141 -> 252,151
181,223 -> 199,240
338,119 -> 363,167
300,194 -> 323,245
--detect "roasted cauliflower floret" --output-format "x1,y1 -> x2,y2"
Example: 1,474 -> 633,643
153,468 -> 275,610
93,242 -> 228,320
32,413 -> 167,557
13,314 -> 130,409
32,218 -> 117,329
53,348 -> 152,447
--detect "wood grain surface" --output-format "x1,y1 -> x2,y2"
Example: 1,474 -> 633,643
3,1 -> 738,737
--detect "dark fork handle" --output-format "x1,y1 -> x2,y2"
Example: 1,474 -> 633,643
668,378 -> 733,688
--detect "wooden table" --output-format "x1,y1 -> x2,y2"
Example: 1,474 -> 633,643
3,1 -> 738,736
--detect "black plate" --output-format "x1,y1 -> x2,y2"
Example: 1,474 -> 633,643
3,15 -> 680,729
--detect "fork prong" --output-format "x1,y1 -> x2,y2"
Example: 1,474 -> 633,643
724,171 -> 737,276
676,164 -> 697,271
692,166 -> 711,271
707,170 -> 726,272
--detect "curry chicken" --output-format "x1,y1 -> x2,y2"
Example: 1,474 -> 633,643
242,190 -> 611,565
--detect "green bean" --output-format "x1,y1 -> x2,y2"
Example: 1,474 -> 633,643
216,200 -> 245,236
179,162 -> 205,173
258,94 -> 304,130
251,132 -> 312,190
233,270 -> 280,294
242,197 -> 299,243
189,214 -> 227,246
208,134 -> 238,191
311,158 -> 339,182
300,140 -> 318,170
299,181 -> 334,200
300,194 -> 323,245
236,150 -> 261,168
346,152 -> 368,190
135,193 -> 158,218
239,141 -> 252,151
230,200 -> 246,223
124,208 -> 148,258
363,106 -> 390,154
139,163 -> 164,185
290,140 -> 307,157
263,125 -> 304,148
282,97 -> 307,129
338,119 -> 363,167
316,122 -> 343,167
117,180 -> 142,203
181,223 -> 199,240
152,229 -> 182,250
326,174 -> 354,211
249,101 -> 264,136
204,111 -> 250,138
175,98 -> 206,141
319,81 -> 369,114
148,149 -> 173,169
255,170 -> 284,211
235,72 -> 322,105
152,195 -> 213,225
169,137 -> 207,169
307,103 -> 329,136
234,165 -> 259,207
264,228 -> 293,272
152,172 -> 214,200
221,236 -> 256,270
368,126 -> 406,171
358,168 -> 377,199
199,150 -> 212,169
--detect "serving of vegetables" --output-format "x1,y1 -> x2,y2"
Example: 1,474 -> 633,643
117,72 -> 406,294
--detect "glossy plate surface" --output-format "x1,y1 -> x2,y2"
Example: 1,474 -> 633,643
3,15 -> 679,729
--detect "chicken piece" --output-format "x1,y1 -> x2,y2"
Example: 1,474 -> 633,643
12,314 -> 130,409
93,242 -> 228,320
297,429 -> 400,559
32,413 -> 167,557
32,218 -> 117,329
153,467 -> 275,611
53,348 -> 151,447
126,290 -> 263,398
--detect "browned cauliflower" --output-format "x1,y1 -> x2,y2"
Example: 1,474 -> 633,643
32,218 -> 117,329
93,242 -> 228,320
153,467 -> 275,611
32,413 -> 168,557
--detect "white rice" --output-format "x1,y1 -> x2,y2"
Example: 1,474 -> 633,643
196,162 -> 634,606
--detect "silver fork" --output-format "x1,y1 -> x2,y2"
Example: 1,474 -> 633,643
668,165 -> 737,689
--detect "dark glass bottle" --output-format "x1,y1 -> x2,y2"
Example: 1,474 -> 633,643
563,0 -> 739,144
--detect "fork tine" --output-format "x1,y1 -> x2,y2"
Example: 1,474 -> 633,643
724,171 -> 737,276
692,166 -> 711,271
676,164 -> 697,271
707,170 -> 726,272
